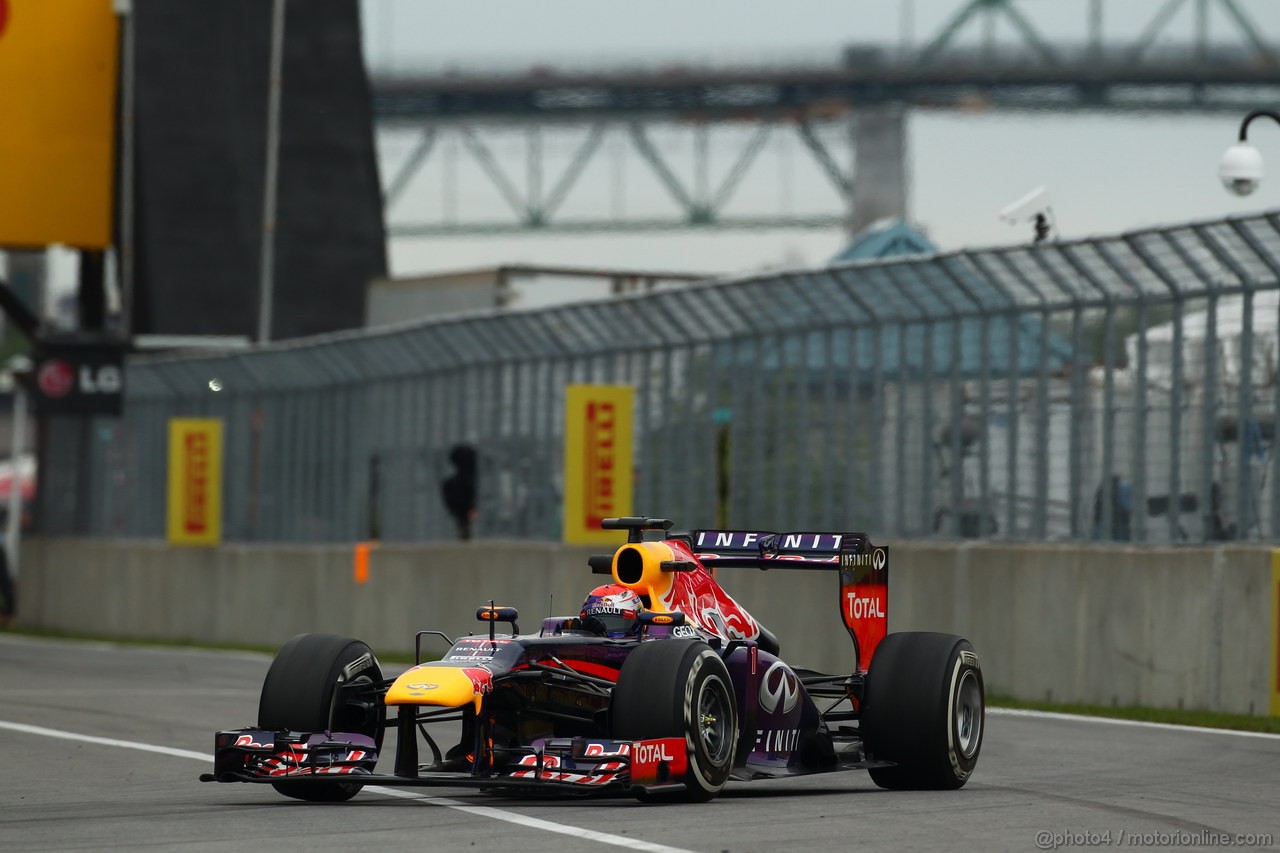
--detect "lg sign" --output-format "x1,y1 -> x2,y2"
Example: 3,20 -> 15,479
29,341 -> 126,416
36,359 -> 75,399
37,358 -> 121,398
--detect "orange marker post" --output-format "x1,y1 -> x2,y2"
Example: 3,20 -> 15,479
354,541 -> 378,585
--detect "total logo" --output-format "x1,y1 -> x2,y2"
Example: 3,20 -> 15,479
632,741 -> 676,764
758,661 -> 799,715
846,593 -> 886,620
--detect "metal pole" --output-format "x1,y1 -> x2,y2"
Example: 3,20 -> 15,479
1236,292 -> 1255,538
6,384 -> 26,577
1088,0 -> 1104,62
257,0 -> 286,344
1006,313 -> 1021,538
978,310 -> 992,535
1034,307 -> 1051,539
822,327 -> 837,530
114,0 -> 136,338
895,323 -> 909,535
1133,300 -> 1150,542
1168,295 -> 1185,542
1069,306 -> 1084,538
921,319 -> 936,534
871,323 -> 886,532
948,316 -> 964,537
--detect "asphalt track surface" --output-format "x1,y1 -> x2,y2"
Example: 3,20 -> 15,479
1,635 -> 1278,853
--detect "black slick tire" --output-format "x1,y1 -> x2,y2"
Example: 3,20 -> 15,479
612,639 -> 737,803
861,631 -> 984,790
257,633 -> 384,802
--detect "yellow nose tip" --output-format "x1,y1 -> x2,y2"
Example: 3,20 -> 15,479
385,663 -> 492,708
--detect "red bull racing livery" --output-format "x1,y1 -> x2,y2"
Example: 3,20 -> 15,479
201,517 -> 985,802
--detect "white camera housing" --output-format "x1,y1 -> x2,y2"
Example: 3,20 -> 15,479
1219,142 -> 1263,197
998,186 -> 1051,224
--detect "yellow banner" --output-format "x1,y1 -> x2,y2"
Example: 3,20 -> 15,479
1272,552 -> 1280,716
167,419 -> 222,546
0,0 -> 119,248
563,385 -> 633,545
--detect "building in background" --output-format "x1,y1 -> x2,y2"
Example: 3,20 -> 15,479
366,264 -> 708,327
130,0 -> 385,341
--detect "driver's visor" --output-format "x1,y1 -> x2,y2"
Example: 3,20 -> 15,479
583,611 -> 638,636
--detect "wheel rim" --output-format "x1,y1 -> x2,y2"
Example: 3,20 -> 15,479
333,673 -> 381,739
954,668 -> 983,759
697,676 -> 732,764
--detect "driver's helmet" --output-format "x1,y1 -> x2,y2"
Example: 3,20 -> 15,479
579,584 -> 644,638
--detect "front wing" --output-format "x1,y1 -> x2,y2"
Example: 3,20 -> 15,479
200,728 -> 690,796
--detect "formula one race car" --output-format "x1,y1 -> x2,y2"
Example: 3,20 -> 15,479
201,517 -> 984,802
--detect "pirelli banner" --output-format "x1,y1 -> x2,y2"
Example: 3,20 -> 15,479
563,384 -> 633,545
167,419 -> 223,547
0,0 -> 119,248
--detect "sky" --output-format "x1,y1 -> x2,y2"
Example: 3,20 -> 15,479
358,0 -> 1280,280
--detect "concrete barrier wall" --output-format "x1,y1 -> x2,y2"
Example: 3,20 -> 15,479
16,538 -> 1276,716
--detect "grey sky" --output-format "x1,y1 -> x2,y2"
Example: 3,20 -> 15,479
362,0 -> 1280,278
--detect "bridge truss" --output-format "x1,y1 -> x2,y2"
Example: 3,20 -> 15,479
375,0 -> 1280,238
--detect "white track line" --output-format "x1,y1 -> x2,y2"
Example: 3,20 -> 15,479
370,787 -> 696,852
988,707 -> 1280,740
7,708 -> 1273,851
0,720 -> 211,761
0,719 -> 697,853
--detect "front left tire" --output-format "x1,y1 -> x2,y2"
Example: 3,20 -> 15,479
258,633 -> 384,802
612,639 -> 738,802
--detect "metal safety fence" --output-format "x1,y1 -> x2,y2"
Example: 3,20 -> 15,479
40,210 -> 1280,544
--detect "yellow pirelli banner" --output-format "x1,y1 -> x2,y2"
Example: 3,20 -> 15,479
563,385 -> 633,545
0,0 -> 119,248
167,419 -> 223,546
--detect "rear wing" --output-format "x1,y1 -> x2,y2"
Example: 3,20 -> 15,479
687,529 -> 888,672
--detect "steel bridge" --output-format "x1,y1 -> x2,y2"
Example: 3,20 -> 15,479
374,0 -> 1280,238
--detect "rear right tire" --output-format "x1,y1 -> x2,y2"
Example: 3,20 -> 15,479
861,631 -> 984,790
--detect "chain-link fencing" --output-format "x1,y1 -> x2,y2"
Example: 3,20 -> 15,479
39,211 -> 1280,545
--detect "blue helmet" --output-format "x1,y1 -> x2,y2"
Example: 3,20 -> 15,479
579,584 -> 644,638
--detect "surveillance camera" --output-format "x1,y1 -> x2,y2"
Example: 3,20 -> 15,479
998,186 -> 1051,224
1219,142 -> 1263,197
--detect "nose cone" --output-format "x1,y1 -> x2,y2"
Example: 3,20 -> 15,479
385,663 -> 493,708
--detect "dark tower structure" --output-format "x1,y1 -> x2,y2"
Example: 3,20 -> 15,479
131,0 -> 385,340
